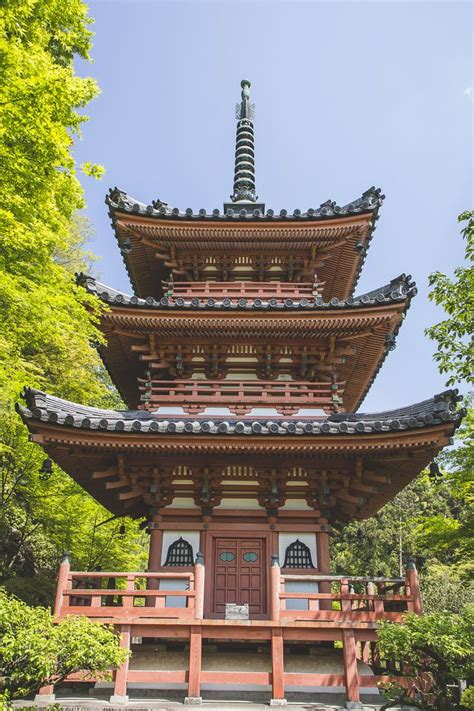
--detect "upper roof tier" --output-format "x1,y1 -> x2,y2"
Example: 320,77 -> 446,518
107,186 -> 384,301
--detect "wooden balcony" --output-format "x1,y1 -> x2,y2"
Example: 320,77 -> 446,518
163,279 -> 324,303
140,379 -> 345,415
42,557 -> 421,706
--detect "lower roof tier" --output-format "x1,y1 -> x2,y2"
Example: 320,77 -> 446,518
18,388 -> 463,525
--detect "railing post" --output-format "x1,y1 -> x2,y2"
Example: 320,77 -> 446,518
406,558 -> 422,614
270,554 -> 281,622
342,629 -> 362,709
53,551 -> 71,617
194,552 -> 205,620
110,624 -> 131,705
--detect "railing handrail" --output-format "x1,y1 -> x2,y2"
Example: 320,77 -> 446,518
280,574 -> 405,583
67,571 -> 194,579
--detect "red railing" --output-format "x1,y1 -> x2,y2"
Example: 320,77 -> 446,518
163,279 -> 323,302
274,572 -> 420,622
140,379 -> 345,415
54,562 -> 205,621
44,556 -> 421,705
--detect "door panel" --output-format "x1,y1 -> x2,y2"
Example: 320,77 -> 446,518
212,537 -> 267,617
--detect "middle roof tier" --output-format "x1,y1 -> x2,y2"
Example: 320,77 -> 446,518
80,274 -> 416,413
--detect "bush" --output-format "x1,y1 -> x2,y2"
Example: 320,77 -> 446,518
378,607 -> 474,710
0,589 -> 127,706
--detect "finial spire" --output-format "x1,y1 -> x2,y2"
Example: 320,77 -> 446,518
230,80 -> 257,204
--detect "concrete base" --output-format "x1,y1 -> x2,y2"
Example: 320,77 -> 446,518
345,702 -> 363,710
183,697 -> 202,705
270,699 -> 287,706
109,694 -> 129,705
33,694 -> 55,705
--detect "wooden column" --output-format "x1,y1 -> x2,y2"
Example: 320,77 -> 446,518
316,528 -> 331,610
148,520 -> 163,570
270,628 -> 286,705
53,552 -> 70,617
270,554 -> 281,622
406,558 -> 422,614
146,519 -> 163,607
186,627 -> 202,704
34,685 -> 55,704
110,624 -> 131,705
194,552 -> 205,620
342,629 -> 362,708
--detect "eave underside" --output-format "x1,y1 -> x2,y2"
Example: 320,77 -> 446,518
19,388 -> 461,526
113,213 -> 375,301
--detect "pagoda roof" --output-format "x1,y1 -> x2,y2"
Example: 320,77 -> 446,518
106,187 -> 384,301
106,185 -> 384,223
79,273 -> 415,412
17,388 -> 463,522
19,388 -> 462,438
80,273 -> 416,312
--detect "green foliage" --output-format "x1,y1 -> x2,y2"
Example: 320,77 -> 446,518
378,608 -> 474,710
331,473 -> 456,577
0,0 -> 148,603
0,0 -> 107,404
415,407 -> 474,578
0,414 -> 147,605
425,211 -> 474,386
420,565 -> 474,615
0,589 -> 127,704
461,686 -> 474,709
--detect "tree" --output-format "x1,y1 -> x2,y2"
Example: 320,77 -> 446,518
0,1 -> 148,604
377,607 -> 474,710
425,211 -> 473,387
0,589 -> 127,706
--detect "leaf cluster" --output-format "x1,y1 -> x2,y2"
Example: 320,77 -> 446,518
0,588 -> 127,704
378,607 -> 474,710
425,212 -> 474,386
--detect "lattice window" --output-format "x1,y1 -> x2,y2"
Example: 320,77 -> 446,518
283,539 -> 314,569
164,537 -> 194,567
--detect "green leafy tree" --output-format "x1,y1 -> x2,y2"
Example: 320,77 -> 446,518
0,0 -> 148,603
0,589 -> 127,705
377,608 -> 474,710
425,211 -> 473,387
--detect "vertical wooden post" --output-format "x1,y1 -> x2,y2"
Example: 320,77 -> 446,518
110,624 -> 131,705
270,628 -> 286,705
194,552 -> 205,620
406,558 -> 422,614
270,554 -> 281,622
316,528 -> 332,610
185,627 -> 202,704
53,552 -> 70,617
342,629 -> 362,708
146,519 -> 163,607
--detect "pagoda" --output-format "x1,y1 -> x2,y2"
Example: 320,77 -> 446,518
19,80 -> 462,708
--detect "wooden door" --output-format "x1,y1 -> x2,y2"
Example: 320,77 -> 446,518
212,537 -> 267,618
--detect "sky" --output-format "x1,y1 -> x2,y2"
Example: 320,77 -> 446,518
74,0 -> 472,413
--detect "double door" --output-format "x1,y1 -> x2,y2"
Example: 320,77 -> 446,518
210,536 -> 267,618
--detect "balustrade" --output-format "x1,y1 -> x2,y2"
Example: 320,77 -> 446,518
162,279 -> 324,302
140,378 -> 345,415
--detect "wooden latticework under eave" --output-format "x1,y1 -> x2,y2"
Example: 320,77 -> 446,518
20,79 -> 464,708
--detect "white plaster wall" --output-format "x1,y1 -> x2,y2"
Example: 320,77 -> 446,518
214,497 -> 263,509
278,532 -> 317,568
161,531 -> 200,566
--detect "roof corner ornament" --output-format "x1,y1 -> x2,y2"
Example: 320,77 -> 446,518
226,79 -> 262,209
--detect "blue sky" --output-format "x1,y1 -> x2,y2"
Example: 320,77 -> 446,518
75,0 -> 472,412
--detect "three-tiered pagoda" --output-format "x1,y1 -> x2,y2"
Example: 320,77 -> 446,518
20,80 -> 462,708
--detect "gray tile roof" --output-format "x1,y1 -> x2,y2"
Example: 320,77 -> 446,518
18,388 -> 463,437
77,273 -> 417,311
106,186 -> 384,222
